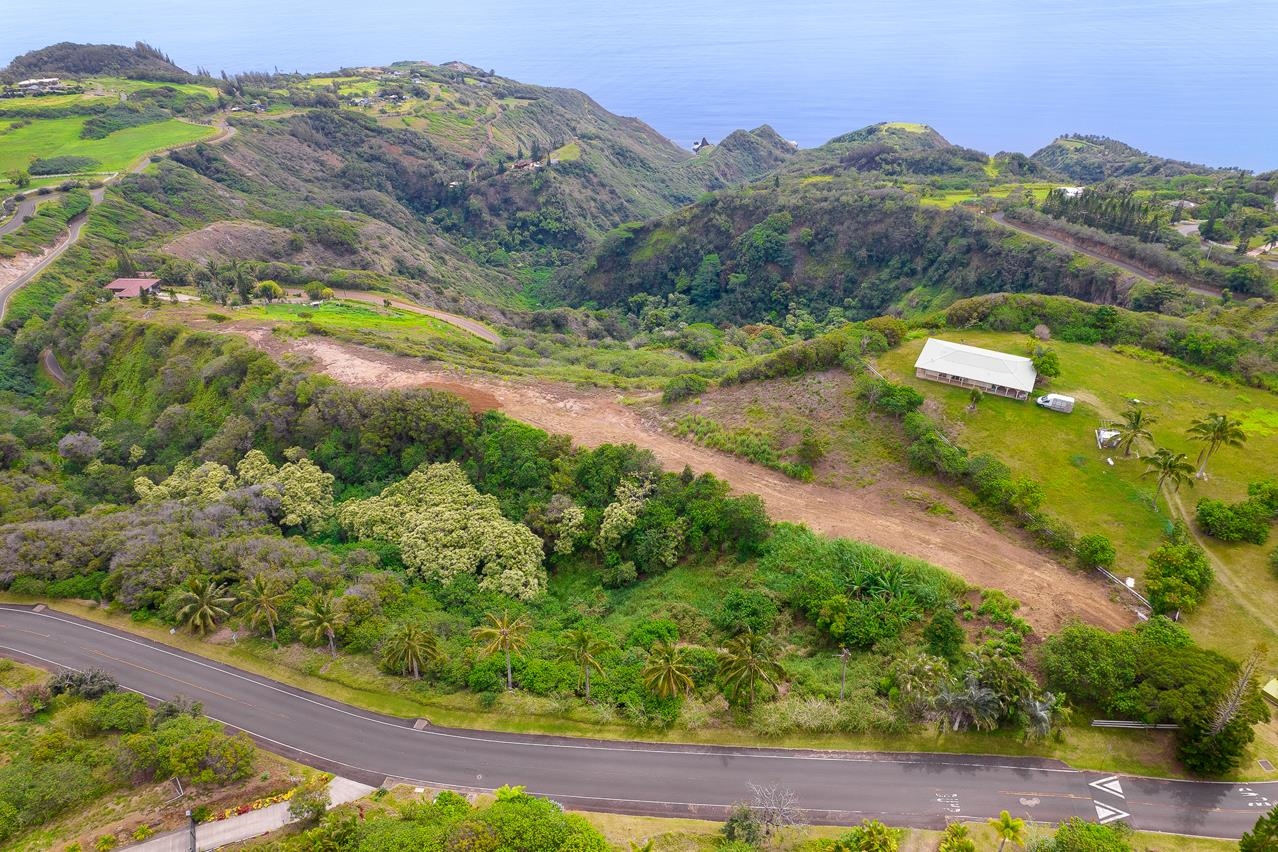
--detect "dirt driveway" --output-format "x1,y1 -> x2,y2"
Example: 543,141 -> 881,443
246,331 -> 1133,634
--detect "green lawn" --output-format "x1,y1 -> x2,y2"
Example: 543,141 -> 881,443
878,331 -> 1278,655
0,116 -> 216,174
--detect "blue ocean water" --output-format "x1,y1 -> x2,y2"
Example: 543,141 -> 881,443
3,0 -> 1274,170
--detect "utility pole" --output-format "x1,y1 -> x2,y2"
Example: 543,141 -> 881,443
187,809 -> 197,852
836,647 -> 850,701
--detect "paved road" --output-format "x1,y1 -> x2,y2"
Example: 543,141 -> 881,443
39,347 -> 67,385
0,606 -> 1271,839
0,191 -> 64,237
0,187 -> 102,322
989,212 -> 1220,298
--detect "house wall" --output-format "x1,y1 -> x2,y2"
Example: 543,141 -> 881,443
915,368 -> 1029,400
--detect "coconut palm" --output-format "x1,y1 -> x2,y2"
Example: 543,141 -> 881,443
988,809 -> 1027,851
1187,412 -> 1246,479
641,639 -> 694,699
381,622 -> 441,679
293,594 -> 346,658
173,576 -> 234,637
717,630 -> 785,708
1140,447 -> 1196,511
235,574 -> 286,643
470,609 -> 531,691
1115,406 -> 1156,457
559,627 -> 610,699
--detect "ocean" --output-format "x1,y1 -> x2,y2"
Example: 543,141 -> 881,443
3,0 -> 1275,170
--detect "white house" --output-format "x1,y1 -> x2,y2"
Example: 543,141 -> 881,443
913,338 -> 1038,400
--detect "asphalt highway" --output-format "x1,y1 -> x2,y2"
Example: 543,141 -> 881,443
0,187 -> 102,321
0,605 -> 1272,838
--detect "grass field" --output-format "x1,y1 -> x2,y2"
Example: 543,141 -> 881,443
918,182 -> 1058,208
0,115 -> 216,174
238,300 -> 483,349
878,331 -> 1278,656
0,93 -> 115,114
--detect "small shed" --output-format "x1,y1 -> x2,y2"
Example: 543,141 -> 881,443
913,338 -> 1038,401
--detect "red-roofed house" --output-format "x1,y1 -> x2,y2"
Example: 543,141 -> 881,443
106,278 -> 161,299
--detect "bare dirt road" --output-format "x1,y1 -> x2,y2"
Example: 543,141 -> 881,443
246,331 -> 1132,634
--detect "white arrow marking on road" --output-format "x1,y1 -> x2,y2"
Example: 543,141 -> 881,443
1094,801 -> 1131,824
1089,775 -> 1125,799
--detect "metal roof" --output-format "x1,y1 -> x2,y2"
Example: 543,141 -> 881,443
914,338 -> 1038,393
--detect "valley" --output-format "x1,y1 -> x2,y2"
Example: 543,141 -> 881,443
0,39 -> 1276,852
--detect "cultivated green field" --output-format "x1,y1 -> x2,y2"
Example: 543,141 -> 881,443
0,115 -> 216,174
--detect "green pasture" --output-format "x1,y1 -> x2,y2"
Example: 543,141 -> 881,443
552,140 -> 582,161
90,76 -> 219,99
0,115 -> 215,174
0,93 -> 115,114
918,182 -> 1057,208
238,300 -> 481,348
879,331 -> 1278,654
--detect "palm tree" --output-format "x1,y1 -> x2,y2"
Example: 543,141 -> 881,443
235,574 -> 286,643
641,639 -> 694,699
470,610 -> 531,691
560,627 -> 610,699
381,622 -> 441,679
936,673 -> 1000,732
892,652 -> 947,717
717,630 -> 785,708
293,594 -> 346,658
1140,447 -> 1196,511
174,576 -> 234,636
1022,692 -> 1058,739
1115,406 -> 1156,458
1187,412 -> 1246,479
988,809 -> 1027,851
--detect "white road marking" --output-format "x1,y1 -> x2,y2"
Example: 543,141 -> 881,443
1090,775 -> 1125,799
1094,801 -> 1130,824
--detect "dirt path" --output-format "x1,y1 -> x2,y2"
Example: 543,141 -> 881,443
245,331 -> 1132,634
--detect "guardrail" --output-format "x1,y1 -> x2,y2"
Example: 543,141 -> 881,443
1091,720 -> 1180,730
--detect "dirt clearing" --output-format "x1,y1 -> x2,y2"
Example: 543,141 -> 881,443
245,332 -> 1133,634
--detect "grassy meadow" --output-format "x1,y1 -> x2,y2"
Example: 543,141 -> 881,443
0,115 -> 215,175
878,330 -> 1278,656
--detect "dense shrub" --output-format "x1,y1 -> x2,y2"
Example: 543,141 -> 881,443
1074,533 -> 1117,570
1144,529 -> 1214,615
1196,497 -> 1271,545
662,373 -> 709,403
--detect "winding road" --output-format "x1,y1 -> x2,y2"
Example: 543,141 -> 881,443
0,604 -> 1270,839
0,115 -> 233,323
0,187 -> 103,322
